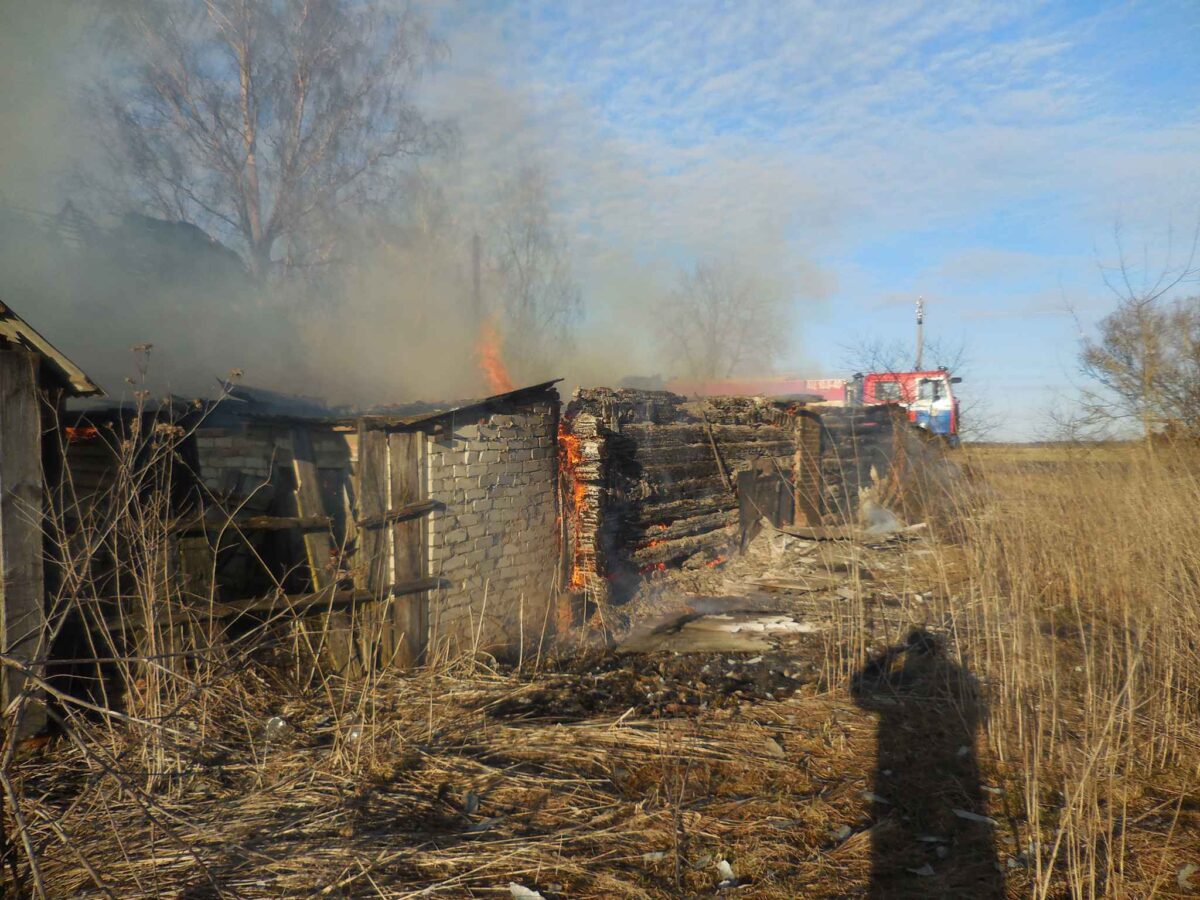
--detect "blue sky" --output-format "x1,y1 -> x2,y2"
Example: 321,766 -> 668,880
426,0 -> 1200,439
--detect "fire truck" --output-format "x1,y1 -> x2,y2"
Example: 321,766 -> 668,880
665,300 -> 964,444
854,368 -> 962,445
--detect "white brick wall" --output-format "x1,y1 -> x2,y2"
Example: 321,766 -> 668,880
425,401 -> 559,657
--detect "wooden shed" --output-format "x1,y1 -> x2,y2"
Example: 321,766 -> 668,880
0,299 -> 102,735
61,378 -> 563,677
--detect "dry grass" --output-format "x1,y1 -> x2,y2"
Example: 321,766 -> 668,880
15,660 -> 904,898
935,441 -> 1200,898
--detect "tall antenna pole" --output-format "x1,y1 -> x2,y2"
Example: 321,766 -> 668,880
472,232 -> 483,320
915,296 -> 925,370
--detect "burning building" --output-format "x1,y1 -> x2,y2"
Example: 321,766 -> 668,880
1,299 -> 935,698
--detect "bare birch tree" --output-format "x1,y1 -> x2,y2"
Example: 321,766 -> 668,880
659,258 -> 788,381
96,0 -> 447,281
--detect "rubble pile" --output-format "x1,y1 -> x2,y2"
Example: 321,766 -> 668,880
494,648 -> 820,721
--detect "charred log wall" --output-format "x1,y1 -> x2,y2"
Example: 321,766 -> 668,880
563,389 -> 800,606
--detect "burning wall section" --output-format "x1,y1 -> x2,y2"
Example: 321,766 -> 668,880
559,388 -> 801,609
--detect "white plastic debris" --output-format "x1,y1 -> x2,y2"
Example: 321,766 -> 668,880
1179,862 -> 1199,890
726,615 -> 820,635
906,863 -> 935,876
952,808 -> 998,826
829,824 -> 852,842
263,715 -> 288,742
862,791 -> 891,805
716,859 -> 739,889
508,884 -> 545,899
643,850 -> 668,863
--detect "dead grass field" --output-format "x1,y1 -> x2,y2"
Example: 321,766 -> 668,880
5,440 -> 1200,898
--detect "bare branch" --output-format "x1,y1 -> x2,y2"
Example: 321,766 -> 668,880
659,257 -> 789,382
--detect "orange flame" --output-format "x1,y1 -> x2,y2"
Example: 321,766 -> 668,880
476,319 -> 514,394
558,421 -> 589,590
66,425 -> 100,443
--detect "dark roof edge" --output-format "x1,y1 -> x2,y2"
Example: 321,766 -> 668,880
0,298 -> 104,397
238,379 -> 563,431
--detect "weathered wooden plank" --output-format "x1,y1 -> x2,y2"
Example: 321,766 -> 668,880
287,427 -> 355,672
288,428 -> 334,591
391,575 -> 444,597
627,528 -> 736,568
354,423 -> 390,663
389,432 -> 427,667
700,410 -> 732,491
0,350 -> 46,736
794,414 -> 822,526
627,509 -> 739,552
175,513 -> 332,535
618,423 -> 795,446
617,440 -> 795,467
355,498 -> 440,529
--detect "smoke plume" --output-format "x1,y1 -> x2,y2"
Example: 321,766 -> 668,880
0,1 -> 824,410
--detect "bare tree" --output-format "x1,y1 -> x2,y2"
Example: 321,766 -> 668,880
659,258 -> 788,382
486,164 -> 582,379
96,0 -> 447,280
1075,220 -> 1200,440
1080,296 -> 1200,439
841,335 -> 968,378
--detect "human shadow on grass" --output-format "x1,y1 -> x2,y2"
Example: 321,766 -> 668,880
852,628 -> 1004,898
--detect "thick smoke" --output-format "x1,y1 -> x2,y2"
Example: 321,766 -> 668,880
0,1 -> 823,409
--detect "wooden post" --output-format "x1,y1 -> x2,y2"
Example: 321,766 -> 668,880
793,413 -> 822,527
0,350 -> 46,736
388,432 -> 427,668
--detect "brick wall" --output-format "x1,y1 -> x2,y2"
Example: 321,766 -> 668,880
425,398 -> 559,657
